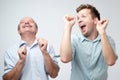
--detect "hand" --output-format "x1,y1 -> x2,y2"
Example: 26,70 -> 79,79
37,38 -> 48,53
18,45 -> 27,61
96,19 -> 109,35
64,15 -> 76,28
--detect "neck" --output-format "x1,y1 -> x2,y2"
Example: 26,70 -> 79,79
87,31 -> 98,40
21,34 -> 36,46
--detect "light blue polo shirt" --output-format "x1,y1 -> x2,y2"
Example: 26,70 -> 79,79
71,34 -> 116,80
3,39 -> 58,80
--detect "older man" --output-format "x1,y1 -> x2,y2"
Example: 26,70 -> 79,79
3,17 -> 59,80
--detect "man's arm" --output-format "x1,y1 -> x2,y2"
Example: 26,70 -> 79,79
37,38 -> 59,78
3,60 -> 25,80
60,15 -> 76,63
97,19 -> 117,66
42,51 -> 59,78
3,45 -> 27,80
100,32 -> 117,66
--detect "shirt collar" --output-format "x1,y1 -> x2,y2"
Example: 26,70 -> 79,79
80,34 -> 101,43
19,39 -> 38,48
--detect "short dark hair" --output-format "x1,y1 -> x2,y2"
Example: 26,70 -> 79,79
76,4 -> 100,20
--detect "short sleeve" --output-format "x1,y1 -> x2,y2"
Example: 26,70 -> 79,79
47,43 -> 59,65
3,50 -> 15,76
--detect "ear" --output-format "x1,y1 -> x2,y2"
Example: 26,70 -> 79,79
18,29 -> 22,35
35,28 -> 38,34
94,17 -> 99,24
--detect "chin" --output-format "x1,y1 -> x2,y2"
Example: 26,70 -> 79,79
82,33 -> 88,37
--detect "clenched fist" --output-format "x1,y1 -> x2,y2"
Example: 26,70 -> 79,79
37,38 -> 48,53
64,15 -> 76,28
96,19 -> 109,35
18,45 -> 27,61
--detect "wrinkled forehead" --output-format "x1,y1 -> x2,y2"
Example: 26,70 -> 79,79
19,17 -> 35,23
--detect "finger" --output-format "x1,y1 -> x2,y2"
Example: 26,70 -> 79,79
22,45 -> 27,55
101,20 -> 106,24
64,15 -> 69,22
101,19 -> 109,24
37,38 -> 44,47
37,38 -> 42,44
41,43 -> 44,47
22,51 -> 26,55
68,17 -> 74,21
64,15 -> 75,21
97,21 -> 101,26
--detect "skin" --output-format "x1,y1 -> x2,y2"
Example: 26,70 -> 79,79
60,9 -> 117,66
3,17 -> 59,80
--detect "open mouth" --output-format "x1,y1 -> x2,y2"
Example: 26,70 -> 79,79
80,25 -> 86,29
79,24 -> 87,33
23,24 -> 32,28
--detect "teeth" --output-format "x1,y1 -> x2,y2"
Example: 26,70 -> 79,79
25,25 -> 31,27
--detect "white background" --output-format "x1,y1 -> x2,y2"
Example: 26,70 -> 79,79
0,0 -> 120,80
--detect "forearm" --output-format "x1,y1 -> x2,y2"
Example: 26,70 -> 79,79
100,32 -> 117,66
3,60 -> 24,80
60,27 -> 72,63
42,52 -> 59,78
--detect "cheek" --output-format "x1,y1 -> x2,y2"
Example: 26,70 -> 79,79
87,20 -> 94,26
34,29 -> 38,33
18,30 -> 22,35
18,27 -> 24,33
18,24 -> 24,29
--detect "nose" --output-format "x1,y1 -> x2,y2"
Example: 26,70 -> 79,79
24,21 -> 30,24
78,18 -> 82,24
77,16 -> 82,23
